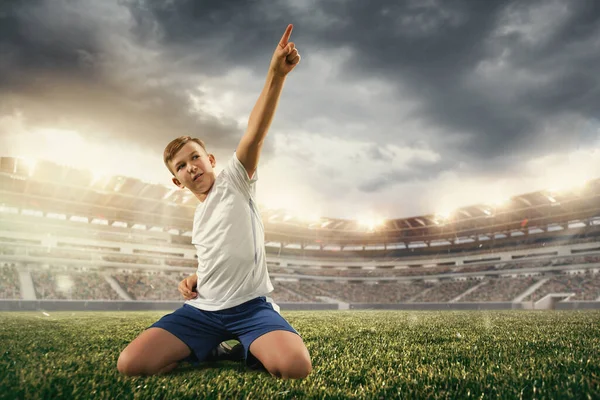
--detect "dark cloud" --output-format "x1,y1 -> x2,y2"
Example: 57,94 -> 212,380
130,0 -> 290,76
358,156 -> 456,192
1,0 -> 599,199
298,0 -> 600,164
139,0 -> 600,171
0,0 -> 250,156
0,0 -> 99,88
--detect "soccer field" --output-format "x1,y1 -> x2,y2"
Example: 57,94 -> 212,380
1,310 -> 599,399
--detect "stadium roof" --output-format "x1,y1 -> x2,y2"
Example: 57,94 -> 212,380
1,156 -> 599,247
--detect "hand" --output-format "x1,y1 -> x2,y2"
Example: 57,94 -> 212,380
178,274 -> 197,300
269,24 -> 300,77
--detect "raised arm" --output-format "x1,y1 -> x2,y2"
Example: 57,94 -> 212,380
236,24 -> 301,178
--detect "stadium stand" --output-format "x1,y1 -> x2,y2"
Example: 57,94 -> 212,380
112,271 -> 189,301
522,271 -> 600,302
1,156 -> 599,310
0,263 -> 20,299
267,254 -> 599,279
458,276 -> 540,302
30,268 -> 121,300
269,282 -> 309,303
334,280 -> 435,303
409,279 -> 481,302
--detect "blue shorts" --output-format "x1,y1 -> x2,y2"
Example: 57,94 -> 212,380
148,296 -> 299,367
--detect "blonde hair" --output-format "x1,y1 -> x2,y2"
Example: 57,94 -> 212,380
163,136 -> 207,175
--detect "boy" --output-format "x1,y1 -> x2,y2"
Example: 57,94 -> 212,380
117,24 -> 311,380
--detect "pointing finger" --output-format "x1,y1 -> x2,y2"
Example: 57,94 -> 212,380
279,24 -> 293,48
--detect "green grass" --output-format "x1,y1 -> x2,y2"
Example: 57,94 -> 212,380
1,310 -> 599,399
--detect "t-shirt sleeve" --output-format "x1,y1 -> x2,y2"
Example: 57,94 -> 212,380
223,151 -> 258,199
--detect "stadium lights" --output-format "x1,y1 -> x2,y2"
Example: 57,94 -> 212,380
90,170 -> 106,186
114,177 -> 126,192
436,210 -> 452,219
18,157 -> 36,177
490,197 -> 511,208
358,216 -> 385,231
548,176 -> 593,195
433,210 -> 453,224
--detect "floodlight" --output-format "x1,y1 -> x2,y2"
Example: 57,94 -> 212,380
91,170 -> 106,186
490,197 -> 510,208
436,210 -> 452,219
434,210 -> 453,224
19,157 -> 37,177
569,177 -> 592,193
358,216 -> 384,231
548,175 -> 593,195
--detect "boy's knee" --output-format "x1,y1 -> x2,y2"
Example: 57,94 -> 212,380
117,350 -> 178,376
291,355 -> 312,379
117,350 -> 143,376
270,352 -> 312,379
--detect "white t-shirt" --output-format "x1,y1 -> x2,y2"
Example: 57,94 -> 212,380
184,152 -> 274,311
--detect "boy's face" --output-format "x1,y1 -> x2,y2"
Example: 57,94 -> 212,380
170,141 -> 216,197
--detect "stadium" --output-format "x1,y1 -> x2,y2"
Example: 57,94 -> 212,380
2,156 -> 599,312
2,0 -> 600,397
2,157 -> 600,398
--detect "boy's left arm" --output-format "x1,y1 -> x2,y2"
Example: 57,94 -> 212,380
236,24 -> 301,179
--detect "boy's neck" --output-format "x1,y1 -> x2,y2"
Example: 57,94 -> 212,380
194,182 -> 214,203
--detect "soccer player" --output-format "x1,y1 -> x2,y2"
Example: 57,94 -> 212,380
117,24 -> 312,380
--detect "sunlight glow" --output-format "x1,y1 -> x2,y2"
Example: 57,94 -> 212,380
434,210 -> 453,224
12,127 -> 172,186
358,215 -> 385,231
55,275 -> 74,293
489,197 -> 511,208
19,157 -> 37,176
91,170 -> 107,186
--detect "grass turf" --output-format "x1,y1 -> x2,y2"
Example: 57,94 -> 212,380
1,310 -> 599,399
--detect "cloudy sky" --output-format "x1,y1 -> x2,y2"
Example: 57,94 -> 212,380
1,0 -> 599,220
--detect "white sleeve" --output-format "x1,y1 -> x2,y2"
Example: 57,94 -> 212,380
223,151 -> 258,199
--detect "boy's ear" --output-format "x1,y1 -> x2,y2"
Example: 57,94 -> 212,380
172,177 -> 184,188
209,154 -> 216,167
